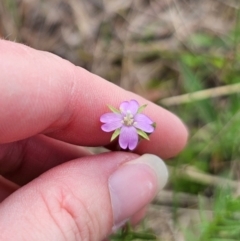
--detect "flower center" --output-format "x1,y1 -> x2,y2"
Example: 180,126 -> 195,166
122,111 -> 135,126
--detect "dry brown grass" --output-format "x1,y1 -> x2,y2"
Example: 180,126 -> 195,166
0,0 -> 234,96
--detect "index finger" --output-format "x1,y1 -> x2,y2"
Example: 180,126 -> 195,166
0,40 -> 188,158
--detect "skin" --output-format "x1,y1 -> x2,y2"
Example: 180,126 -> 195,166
0,40 -> 188,241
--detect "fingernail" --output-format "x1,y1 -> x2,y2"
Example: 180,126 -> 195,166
108,154 -> 168,230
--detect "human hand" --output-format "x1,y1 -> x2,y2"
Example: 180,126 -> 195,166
0,40 -> 188,240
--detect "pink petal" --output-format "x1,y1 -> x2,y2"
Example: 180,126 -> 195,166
134,114 -> 153,124
120,100 -> 139,115
119,126 -> 138,150
101,121 -> 122,132
134,122 -> 154,133
100,113 -> 122,123
134,113 -> 154,133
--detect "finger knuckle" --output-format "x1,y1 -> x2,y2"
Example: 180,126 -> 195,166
40,184 -> 100,241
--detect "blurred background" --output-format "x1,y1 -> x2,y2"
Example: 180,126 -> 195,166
1,0 -> 240,240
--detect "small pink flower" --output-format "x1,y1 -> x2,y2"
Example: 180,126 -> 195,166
100,100 -> 156,150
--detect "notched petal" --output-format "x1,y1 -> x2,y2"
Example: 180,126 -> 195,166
134,114 -> 153,124
127,126 -> 139,150
119,126 -> 129,149
101,121 -> 122,132
128,100 -> 139,115
119,126 -> 138,150
119,101 -> 130,114
100,113 -> 122,123
119,100 -> 139,115
135,122 -> 154,133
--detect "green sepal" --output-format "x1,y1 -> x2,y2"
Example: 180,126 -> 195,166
152,122 -> 156,129
137,104 -> 147,113
107,105 -> 121,114
137,129 -> 150,140
110,128 -> 120,141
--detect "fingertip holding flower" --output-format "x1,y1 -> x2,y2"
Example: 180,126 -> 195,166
100,100 -> 156,150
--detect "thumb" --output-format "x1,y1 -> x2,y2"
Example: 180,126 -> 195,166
0,152 -> 168,241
